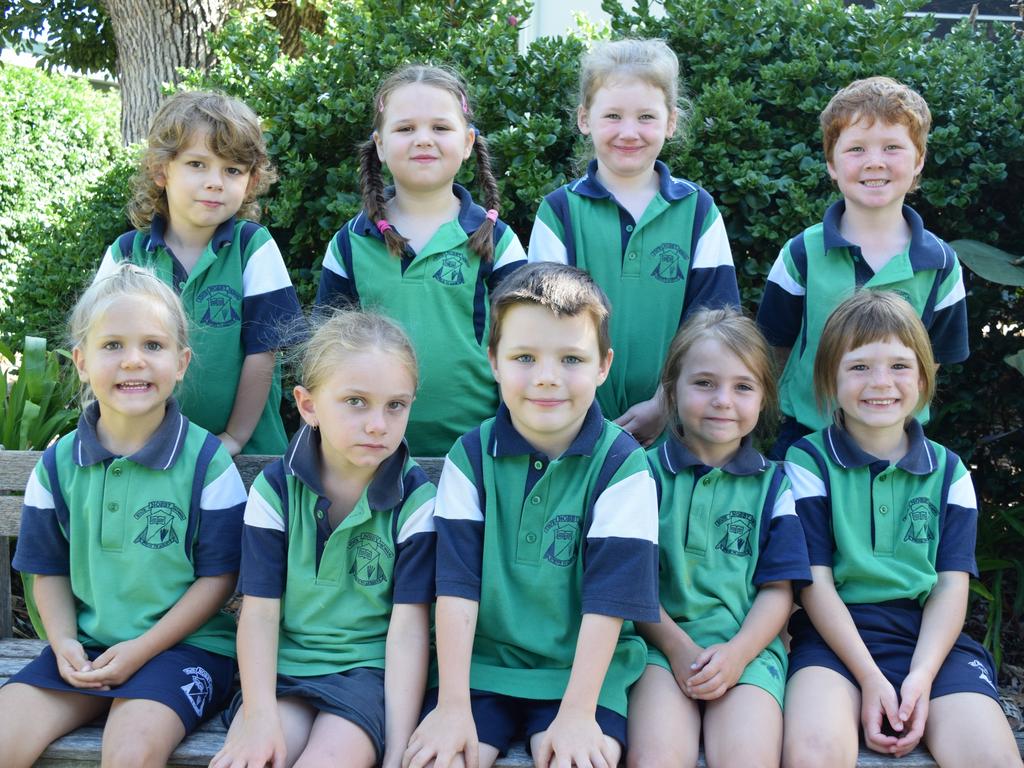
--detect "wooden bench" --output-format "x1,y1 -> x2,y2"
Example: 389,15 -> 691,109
1,449 -> 1020,767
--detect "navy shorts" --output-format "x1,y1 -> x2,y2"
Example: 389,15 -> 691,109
223,667 -> 386,761
5,643 -> 235,733
422,688 -> 627,755
788,601 -> 1000,702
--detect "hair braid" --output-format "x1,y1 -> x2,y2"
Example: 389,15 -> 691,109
358,139 -> 408,257
467,133 -> 501,263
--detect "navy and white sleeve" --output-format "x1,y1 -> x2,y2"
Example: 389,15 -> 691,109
785,444 -> 834,568
936,456 -> 979,576
757,238 -> 806,348
237,466 -> 290,597
433,436 -> 485,601
12,455 -> 70,576
240,227 -> 305,354
315,228 -> 359,309
193,450 -> 248,576
753,469 -> 811,590
392,466 -> 437,604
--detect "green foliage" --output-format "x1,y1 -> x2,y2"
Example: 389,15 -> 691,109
0,0 -> 116,75
0,336 -> 79,451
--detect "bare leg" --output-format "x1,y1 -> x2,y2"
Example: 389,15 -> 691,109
782,667 -> 860,768
925,692 -> 1023,768
703,684 -> 781,768
0,682 -> 109,768
101,697 -> 186,768
625,665 -> 701,768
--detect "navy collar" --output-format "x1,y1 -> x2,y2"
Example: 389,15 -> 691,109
488,401 -> 605,459
658,434 -> 770,476
353,184 -> 487,241
823,418 -> 938,475
73,398 -> 190,470
283,424 -> 408,511
148,214 -> 236,252
569,159 -> 698,203
821,200 -> 949,271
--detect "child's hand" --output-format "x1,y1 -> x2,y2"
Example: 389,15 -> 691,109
52,637 -> 104,689
71,638 -> 150,688
685,642 -> 745,700
613,396 -> 667,447
210,710 -> 286,768
891,670 -> 931,757
217,431 -> 243,457
666,642 -> 704,696
860,672 -> 903,754
403,705 -> 479,768
533,708 -> 617,768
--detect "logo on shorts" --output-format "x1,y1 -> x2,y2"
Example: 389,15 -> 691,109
650,243 -> 687,283
714,511 -> 755,557
902,497 -> 938,544
133,501 -> 186,549
433,250 -> 468,286
347,532 -> 394,586
767,661 -> 781,680
543,515 -> 581,567
968,659 -> 997,691
196,284 -> 242,327
180,666 -> 213,717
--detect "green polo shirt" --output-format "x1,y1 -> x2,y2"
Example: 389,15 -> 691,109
14,400 -> 246,655
98,216 -> 304,454
529,160 -> 739,420
239,426 -> 437,676
785,421 -> 979,606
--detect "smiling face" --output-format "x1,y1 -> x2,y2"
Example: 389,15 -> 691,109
673,337 -> 763,467
374,83 -> 475,197
488,303 -> 612,459
827,118 -> 924,215
578,76 -> 676,186
156,127 -> 253,240
835,336 -> 924,442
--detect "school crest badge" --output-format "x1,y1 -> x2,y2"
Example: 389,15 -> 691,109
347,532 -> 394,586
133,501 -> 185,549
544,514 -> 581,567
433,250 -> 468,286
714,510 -> 755,557
196,284 -> 242,327
650,243 -> 687,283
180,666 -> 214,717
902,497 -> 937,544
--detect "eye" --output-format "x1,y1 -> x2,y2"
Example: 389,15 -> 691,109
639,113 -> 656,121
514,354 -> 534,363
885,144 -> 903,151
848,363 -> 868,372
603,112 -> 621,120
846,145 -> 863,153
693,379 -> 713,388
345,397 -> 365,407
892,362 -> 911,370
387,400 -> 409,411
562,355 -> 582,365
737,382 -> 756,393
225,166 -> 246,176
144,341 -> 163,352
186,160 -> 204,168
103,341 -> 122,351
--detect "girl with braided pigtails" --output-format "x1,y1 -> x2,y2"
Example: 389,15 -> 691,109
316,65 -> 526,457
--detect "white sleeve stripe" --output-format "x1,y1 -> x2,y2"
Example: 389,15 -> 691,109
934,279 -> 966,312
588,470 -> 658,543
397,498 -> 436,543
95,248 -> 118,281
527,219 -> 569,264
243,485 -> 285,531
494,234 -> 526,270
785,461 -> 826,500
691,214 -> 733,269
322,243 -> 347,278
201,464 -> 248,509
771,488 -> 797,518
767,253 -> 805,296
24,471 -> 54,509
947,472 -> 977,510
435,458 -> 484,522
242,239 -> 293,296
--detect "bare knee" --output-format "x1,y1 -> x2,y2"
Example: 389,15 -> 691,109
782,735 -> 856,768
627,745 -> 692,768
102,734 -> 170,768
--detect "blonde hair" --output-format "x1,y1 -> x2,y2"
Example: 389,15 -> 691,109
128,91 -> 277,229
359,65 -> 501,261
660,308 -> 778,442
300,309 -> 418,393
813,290 -> 936,419
820,76 -> 931,191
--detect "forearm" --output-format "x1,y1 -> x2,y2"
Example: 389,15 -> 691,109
801,567 -> 880,685
223,351 -> 276,449
235,596 -> 281,716
728,581 -> 792,665
910,572 -> 968,681
434,596 -> 479,706
383,603 -> 430,767
637,605 -> 700,661
559,614 -> 623,715
133,573 -> 236,659
33,574 -> 80,643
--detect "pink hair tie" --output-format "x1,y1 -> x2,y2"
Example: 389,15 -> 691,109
485,209 -> 499,224
376,219 -> 393,234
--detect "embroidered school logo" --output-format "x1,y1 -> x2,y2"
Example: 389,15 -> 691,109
347,533 -> 394,586
902,497 -> 938,544
968,659 -> 997,690
650,243 -> 687,283
432,250 -> 468,286
767,661 -> 781,680
714,511 -> 755,557
544,515 -> 581,567
196,284 -> 242,327
180,666 -> 214,717
133,501 -> 186,549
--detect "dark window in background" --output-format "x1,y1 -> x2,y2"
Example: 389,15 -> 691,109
847,1 -> 1020,35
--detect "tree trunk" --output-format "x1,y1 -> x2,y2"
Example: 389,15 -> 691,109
270,0 -> 324,57
100,0 -> 237,145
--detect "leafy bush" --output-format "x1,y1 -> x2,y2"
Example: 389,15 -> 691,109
0,335 -> 80,451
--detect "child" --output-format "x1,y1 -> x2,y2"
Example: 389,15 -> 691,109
757,76 -> 969,459
316,65 -> 526,457
783,291 -> 1021,767
210,309 -> 437,768
0,264 -> 246,767
404,262 -> 659,768
627,309 -> 810,768
96,90 -> 304,457
529,38 -> 739,447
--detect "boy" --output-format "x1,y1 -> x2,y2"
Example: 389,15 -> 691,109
757,76 -> 968,459
405,263 -> 659,768
96,91 -> 303,456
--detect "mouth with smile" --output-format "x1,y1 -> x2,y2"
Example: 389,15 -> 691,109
116,380 -> 154,393
860,180 -> 889,187
862,397 -> 898,407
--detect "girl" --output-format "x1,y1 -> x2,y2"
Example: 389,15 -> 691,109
783,290 -> 1022,767
529,39 -> 740,446
97,90 -> 304,457
0,263 -> 246,768
316,65 -> 526,457
628,308 -> 810,768
210,309 -> 437,768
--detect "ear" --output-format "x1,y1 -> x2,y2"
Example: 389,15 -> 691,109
463,125 -> 476,161
596,347 -> 614,387
373,130 -> 385,163
153,164 -> 168,189
826,157 -> 838,182
293,384 -> 318,428
912,150 -> 925,178
666,106 -> 678,139
245,170 -> 260,197
72,347 -> 89,383
487,347 -> 501,384
176,346 -> 192,382
577,105 -> 591,136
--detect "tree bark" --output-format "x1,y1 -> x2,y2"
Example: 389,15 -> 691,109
270,0 -> 324,57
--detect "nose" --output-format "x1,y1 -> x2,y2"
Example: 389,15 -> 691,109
869,366 -> 893,386
203,168 -> 225,190
711,390 -> 730,408
365,407 -> 388,435
121,345 -> 144,368
533,357 -> 560,386
619,118 -> 640,139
